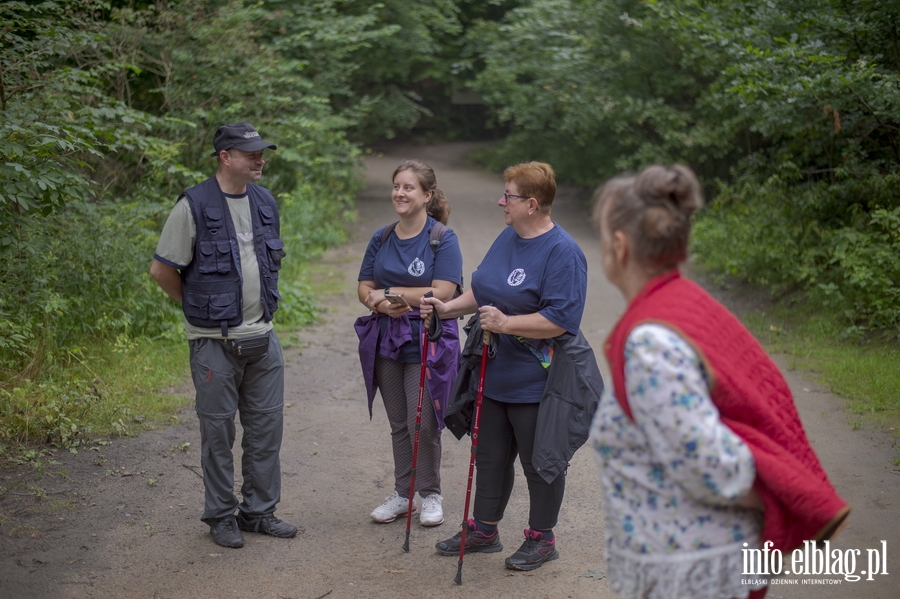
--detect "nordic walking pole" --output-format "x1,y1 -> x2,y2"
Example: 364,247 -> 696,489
454,329 -> 490,585
402,291 -> 434,553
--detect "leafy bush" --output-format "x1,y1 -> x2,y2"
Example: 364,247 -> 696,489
0,0 -> 373,371
693,176 -> 900,336
0,0 -> 379,449
471,0 -> 900,335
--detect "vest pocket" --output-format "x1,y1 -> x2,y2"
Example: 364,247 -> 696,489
265,238 -> 285,271
208,292 -> 238,321
184,292 -> 209,320
183,292 -> 238,322
259,205 -> 277,225
216,241 -> 232,274
203,206 -> 224,227
198,240 -> 232,274
198,242 -> 217,274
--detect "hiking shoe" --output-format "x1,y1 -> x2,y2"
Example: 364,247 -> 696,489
419,494 -> 444,527
209,515 -> 244,548
370,491 -> 417,523
235,512 -> 299,538
435,519 -> 503,556
504,529 -> 559,571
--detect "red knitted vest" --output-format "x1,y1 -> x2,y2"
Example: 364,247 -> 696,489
605,269 -> 849,552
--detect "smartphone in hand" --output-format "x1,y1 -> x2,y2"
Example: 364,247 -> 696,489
384,292 -> 409,307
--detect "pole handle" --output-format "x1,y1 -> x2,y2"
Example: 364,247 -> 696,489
422,290 -> 434,329
482,330 -> 491,346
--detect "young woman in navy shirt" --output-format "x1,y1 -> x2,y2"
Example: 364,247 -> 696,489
356,160 -> 463,528
421,162 -> 588,571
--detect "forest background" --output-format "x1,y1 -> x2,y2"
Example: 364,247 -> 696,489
1,0 -> 899,460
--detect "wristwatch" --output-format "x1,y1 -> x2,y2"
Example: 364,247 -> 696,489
384,287 -> 391,295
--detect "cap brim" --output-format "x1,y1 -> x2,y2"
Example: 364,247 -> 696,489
239,140 -> 278,152
209,141 -> 277,157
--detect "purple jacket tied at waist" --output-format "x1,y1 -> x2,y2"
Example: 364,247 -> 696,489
354,311 -> 460,430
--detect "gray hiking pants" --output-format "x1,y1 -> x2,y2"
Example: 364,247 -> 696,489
189,329 -> 285,522
375,356 -> 442,498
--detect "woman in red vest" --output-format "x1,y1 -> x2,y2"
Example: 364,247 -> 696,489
589,164 -> 849,599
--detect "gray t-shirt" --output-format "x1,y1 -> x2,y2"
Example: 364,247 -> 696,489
155,193 -> 272,340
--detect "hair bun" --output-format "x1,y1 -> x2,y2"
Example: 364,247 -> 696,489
635,164 -> 703,217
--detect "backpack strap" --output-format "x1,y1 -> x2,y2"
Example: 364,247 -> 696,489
429,221 -> 448,253
428,221 -> 464,297
380,221 -> 399,248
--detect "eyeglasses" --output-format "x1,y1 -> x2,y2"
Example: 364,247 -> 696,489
501,192 -> 530,203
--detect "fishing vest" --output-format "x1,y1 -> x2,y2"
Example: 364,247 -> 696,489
180,177 -> 285,337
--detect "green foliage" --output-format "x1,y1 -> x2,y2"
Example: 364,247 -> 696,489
0,200 -> 181,375
257,0 -> 467,142
0,0 -> 385,452
470,0 -> 724,184
0,0 -> 371,374
736,302 -> 900,428
472,0 -> 900,335
1,383 -> 96,450
0,336 -> 188,452
0,1 -> 179,218
331,0 -> 464,140
274,180 -> 358,328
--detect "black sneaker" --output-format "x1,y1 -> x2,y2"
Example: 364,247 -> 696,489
236,512 -> 300,538
504,529 -> 559,571
209,515 -> 244,548
435,519 -> 503,556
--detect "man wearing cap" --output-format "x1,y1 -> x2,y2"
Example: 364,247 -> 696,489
150,122 -> 298,548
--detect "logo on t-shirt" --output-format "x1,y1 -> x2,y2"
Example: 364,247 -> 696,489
408,257 -> 426,278
507,268 -> 526,286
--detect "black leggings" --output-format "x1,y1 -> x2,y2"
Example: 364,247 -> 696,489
472,396 -> 565,530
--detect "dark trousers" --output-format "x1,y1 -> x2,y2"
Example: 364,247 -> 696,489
473,396 -> 565,530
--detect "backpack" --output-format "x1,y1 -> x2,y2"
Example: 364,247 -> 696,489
379,220 -> 464,297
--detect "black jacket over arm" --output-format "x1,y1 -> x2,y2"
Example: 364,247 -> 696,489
444,315 -> 604,484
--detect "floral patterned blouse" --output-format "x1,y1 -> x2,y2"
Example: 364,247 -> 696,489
590,324 -> 766,599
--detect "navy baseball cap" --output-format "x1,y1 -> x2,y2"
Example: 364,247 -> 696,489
209,122 -> 277,156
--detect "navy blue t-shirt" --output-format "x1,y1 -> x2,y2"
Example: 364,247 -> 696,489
358,217 -> 464,362
471,224 -> 587,403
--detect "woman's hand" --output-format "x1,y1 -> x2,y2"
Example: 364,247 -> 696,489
478,305 -> 509,334
364,289 -> 390,314
381,300 -> 410,318
419,294 -> 446,321
363,288 -> 388,312
422,288 -> 477,320
363,287 -> 409,317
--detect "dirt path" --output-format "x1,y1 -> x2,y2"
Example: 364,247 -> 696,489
1,143 -> 898,599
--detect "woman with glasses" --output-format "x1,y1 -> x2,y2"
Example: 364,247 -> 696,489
421,161 -> 592,571
355,160 -> 464,528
